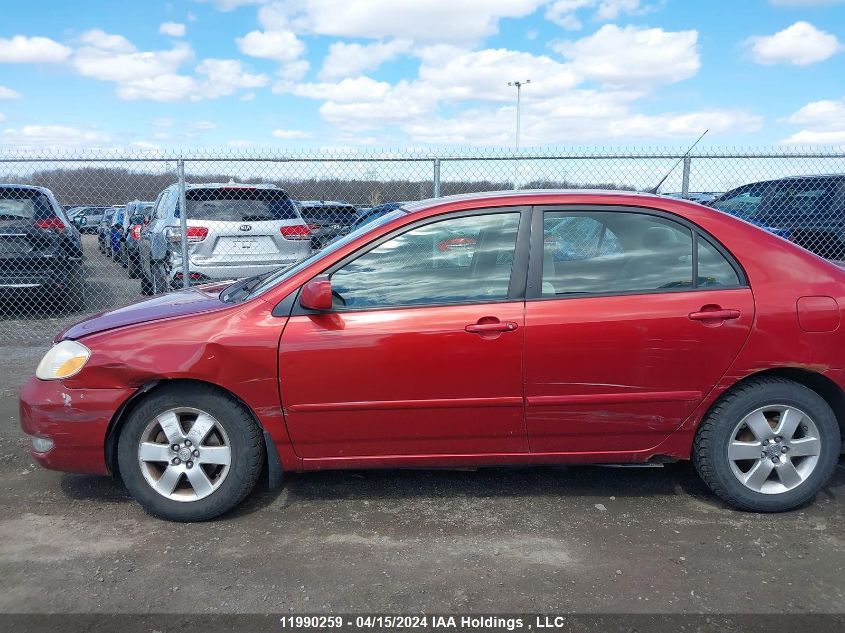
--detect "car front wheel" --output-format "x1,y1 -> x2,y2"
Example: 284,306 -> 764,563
117,385 -> 265,521
693,377 -> 840,512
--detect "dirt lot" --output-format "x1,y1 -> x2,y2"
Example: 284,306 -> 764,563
0,240 -> 844,620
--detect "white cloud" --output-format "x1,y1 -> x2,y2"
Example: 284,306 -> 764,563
205,0 -> 268,10
72,31 -> 265,101
195,58 -> 268,98
272,128 -> 311,139
265,0 -> 544,45
0,35 -> 71,63
160,22 -> 187,37
237,28 -> 305,62
419,48 -> 578,101
782,96 -> 845,144
153,117 -> 174,127
116,74 -> 198,101
287,76 -> 393,102
74,30 -> 193,82
554,24 -> 700,88
747,21 -> 841,65
0,125 -> 111,148
190,120 -> 217,130
545,0 -> 648,30
0,86 -> 21,99
319,39 -> 411,80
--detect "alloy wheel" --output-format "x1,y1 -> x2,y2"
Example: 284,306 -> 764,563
137,407 -> 232,502
727,405 -> 821,495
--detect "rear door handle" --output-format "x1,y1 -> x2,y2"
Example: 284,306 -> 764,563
688,309 -> 741,321
465,322 -> 518,333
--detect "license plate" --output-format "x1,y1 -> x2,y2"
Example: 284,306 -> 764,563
230,238 -> 257,250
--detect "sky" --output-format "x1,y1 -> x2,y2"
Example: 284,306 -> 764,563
0,0 -> 844,151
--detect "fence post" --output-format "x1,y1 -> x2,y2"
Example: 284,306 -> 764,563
433,158 -> 441,198
681,156 -> 691,199
177,158 -> 190,289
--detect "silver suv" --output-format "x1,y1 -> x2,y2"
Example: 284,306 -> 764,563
138,183 -> 311,294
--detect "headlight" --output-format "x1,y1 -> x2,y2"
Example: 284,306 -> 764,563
36,340 -> 91,380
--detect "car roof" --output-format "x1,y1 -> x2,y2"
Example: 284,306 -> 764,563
0,183 -> 53,194
297,200 -> 354,206
177,182 -> 284,191
402,188 -> 672,214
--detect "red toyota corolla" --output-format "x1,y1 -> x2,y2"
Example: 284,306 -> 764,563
19,191 -> 844,521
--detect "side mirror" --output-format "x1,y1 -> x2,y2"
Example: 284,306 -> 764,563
300,276 -> 333,311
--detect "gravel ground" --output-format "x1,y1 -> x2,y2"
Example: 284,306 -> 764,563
0,237 -> 843,621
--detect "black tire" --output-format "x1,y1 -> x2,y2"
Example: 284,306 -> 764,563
693,376 -> 840,512
127,255 -> 139,279
151,261 -> 168,294
117,384 -> 265,522
60,262 -> 86,312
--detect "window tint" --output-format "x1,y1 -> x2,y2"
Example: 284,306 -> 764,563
697,238 -> 739,287
712,185 -> 767,219
0,189 -> 55,220
178,188 -> 299,222
763,179 -> 838,222
330,213 -> 520,309
541,212 -> 693,296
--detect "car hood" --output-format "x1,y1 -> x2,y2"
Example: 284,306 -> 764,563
59,282 -> 233,341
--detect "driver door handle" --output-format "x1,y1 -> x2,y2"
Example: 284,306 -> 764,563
689,308 -> 740,321
465,322 -> 518,334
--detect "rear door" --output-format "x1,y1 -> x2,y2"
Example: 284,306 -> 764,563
525,206 -> 754,454
182,187 -> 310,267
278,207 -> 531,459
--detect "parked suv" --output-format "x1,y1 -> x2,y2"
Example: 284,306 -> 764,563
296,200 -> 358,249
709,175 -> 845,258
0,184 -> 85,310
138,183 -> 311,294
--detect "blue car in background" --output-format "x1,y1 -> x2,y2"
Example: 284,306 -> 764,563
109,208 -> 126,260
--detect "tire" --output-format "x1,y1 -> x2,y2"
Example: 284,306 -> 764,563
151,261 -> 168,294
140,270 -> 153,295
117,384 -> 265,522
127,255 -> 139,279
61,262 -> 86,312
693,376 -> 840,512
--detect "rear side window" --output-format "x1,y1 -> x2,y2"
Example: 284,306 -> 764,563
0,188 -> 55,220
764,179 -> 839,222
697,239 -> 740,287
179,188 -> 299,221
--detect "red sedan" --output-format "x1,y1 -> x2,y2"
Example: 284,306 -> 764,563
20,191 -> 844,521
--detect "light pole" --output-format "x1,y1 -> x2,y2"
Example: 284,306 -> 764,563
508,79 -> 530,150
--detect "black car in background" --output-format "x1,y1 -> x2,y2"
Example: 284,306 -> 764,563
295,200 -> 358,249
708,175 -> 845,259
0,184 -> 85,310
120,200 -> 153,277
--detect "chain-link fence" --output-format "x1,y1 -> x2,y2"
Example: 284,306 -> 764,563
2,147 -> 845,342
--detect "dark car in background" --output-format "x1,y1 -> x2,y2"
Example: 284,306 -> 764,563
709,175 -> 845,256
122,200 -> 154,278
96,207 -> 123,254
296,200 -> 358,249
0,184 -> 85,310
327,202 -> 406,245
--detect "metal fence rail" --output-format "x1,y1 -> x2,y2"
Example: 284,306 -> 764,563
2,147 -> 844,342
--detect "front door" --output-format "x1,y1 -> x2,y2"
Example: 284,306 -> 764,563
525,207 -> 754,454
279,208 -> 530,458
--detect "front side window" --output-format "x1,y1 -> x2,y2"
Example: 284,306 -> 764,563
542,211 -> 693,296
330,212 -> 521,309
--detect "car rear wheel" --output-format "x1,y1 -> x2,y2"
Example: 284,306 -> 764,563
693,377 -> 840,512
117,384 -> 264,522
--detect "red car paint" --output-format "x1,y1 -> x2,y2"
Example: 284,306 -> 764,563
19,191 -> 845,477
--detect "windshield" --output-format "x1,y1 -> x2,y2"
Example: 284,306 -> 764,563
178,188 -> 299,222
241,208 -> 406,300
